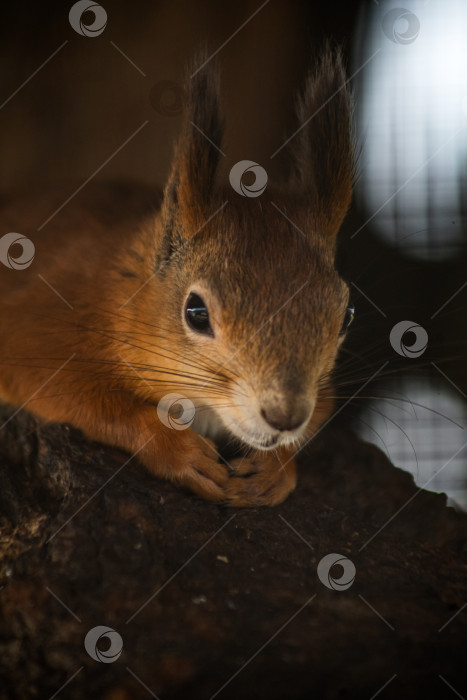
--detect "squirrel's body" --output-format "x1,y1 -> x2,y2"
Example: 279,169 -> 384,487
0,50 -> 354,506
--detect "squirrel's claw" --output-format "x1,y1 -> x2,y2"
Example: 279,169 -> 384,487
172,435 -> 230,503
224,450 -> 297,507
172,436 -> 296,507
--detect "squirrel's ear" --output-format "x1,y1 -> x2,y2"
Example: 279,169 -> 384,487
161,57 -> 224,238
290,46 -> 354,238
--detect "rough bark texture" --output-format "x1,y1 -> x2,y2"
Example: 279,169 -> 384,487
0,403 -> 466,700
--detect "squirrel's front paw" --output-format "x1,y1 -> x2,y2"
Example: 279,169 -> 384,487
225,449 -> 297,507
171,434 -> 230,503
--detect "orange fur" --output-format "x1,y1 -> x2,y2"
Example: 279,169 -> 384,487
0,49 -> 354,506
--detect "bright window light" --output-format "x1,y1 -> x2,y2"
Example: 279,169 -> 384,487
352,0 -> 467,259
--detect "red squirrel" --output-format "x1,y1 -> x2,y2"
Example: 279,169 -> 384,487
0,49 -> 354,506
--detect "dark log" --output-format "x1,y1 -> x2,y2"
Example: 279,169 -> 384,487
0,403 -> 466,700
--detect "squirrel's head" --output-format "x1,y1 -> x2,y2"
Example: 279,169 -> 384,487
156,48 -> 354,452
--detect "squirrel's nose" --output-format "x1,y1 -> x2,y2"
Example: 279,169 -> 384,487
260,399 -> 311,432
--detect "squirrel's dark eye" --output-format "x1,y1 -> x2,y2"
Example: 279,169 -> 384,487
339,305 -> 355,337
184,293 -> 213,336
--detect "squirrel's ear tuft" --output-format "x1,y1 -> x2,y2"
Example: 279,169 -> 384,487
162,53 -> 224,237
290,45 -> 354,238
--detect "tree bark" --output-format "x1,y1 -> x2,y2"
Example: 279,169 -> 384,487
0,403 -> 466,699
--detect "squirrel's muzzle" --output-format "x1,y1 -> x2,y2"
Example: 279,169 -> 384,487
260,396 -> 313,433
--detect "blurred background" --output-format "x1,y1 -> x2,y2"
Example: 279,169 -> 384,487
0,0 -> 465,507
